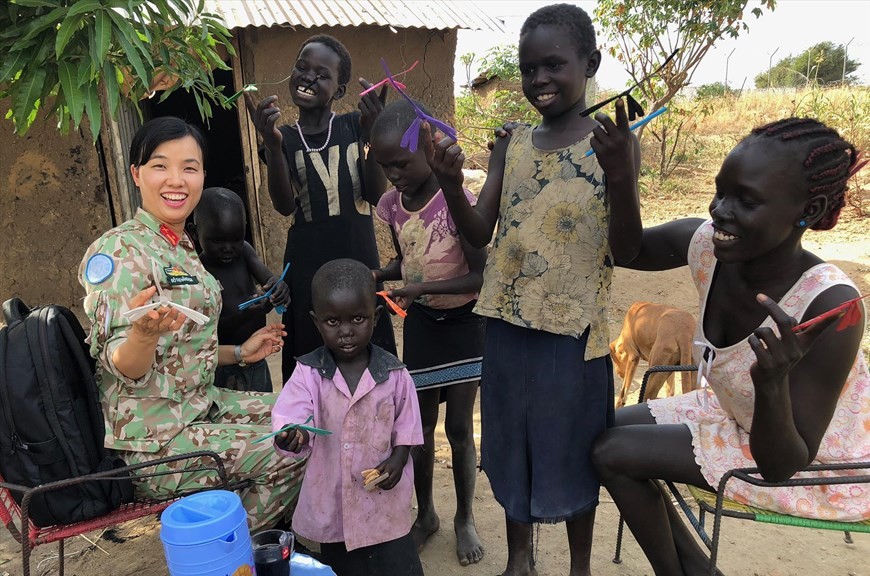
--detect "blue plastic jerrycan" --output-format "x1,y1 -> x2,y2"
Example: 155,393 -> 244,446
160,490 -> 255,576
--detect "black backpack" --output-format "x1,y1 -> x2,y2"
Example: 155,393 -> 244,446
0,298 -> 132,527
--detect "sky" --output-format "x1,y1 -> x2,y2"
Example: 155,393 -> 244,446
455,0 -> 870,92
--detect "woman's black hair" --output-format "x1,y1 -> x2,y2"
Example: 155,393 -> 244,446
520,3 -> 597,59
750,117 -> 859,230
370,98 -> 432,146
129,116 -> 208,167
298,34 -> 353,86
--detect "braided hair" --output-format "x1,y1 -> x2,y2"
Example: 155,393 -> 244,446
750,118 -> 860,230
520,3 -> 597,60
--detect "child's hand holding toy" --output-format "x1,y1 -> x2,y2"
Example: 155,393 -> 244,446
244,92 -> 283,150
385,284 -> 422,310
590,98 -> 635,183
264,277 -> 290,310
274,426 -> 309,453
422,122 -> 465,195
358,78 -> 388,142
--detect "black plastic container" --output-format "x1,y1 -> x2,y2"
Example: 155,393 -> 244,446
252,529 -> 294,576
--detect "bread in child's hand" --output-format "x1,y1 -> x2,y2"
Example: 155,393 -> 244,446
361,468 -> 380,484
362,470 -> 390,491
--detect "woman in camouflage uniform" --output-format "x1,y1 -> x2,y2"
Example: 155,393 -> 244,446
80,117 -> 305,530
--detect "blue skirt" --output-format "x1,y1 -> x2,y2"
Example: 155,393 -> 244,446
480,318 -> 614,524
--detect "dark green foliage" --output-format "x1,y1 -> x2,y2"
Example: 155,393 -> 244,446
1,0 -> 235,142
695,82 -> 736,99
755,42 -> 861,88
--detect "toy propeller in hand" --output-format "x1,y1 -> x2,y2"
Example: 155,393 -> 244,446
792,294 -> 868,334
360,60 -> 418,96
380,58 -> 456,151
238,262 -> 291,314
376,291 -> 408,318
578,48 -> 680,121
122,261 -> 209,325
223,72 -> 299,106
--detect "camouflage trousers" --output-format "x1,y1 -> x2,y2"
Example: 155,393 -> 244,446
122,388 -> 306,531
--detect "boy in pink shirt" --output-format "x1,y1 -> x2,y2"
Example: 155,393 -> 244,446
272,258 -> 424,576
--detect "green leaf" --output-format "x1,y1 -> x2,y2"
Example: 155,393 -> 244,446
58,60 -> 85,126
10,0 -> 57,7
87,18 -> 100,71
14,6 -> 65,47
107,10 -> 150,89
31,29 -> 55,65
103,59 -> 120,116
55,13 -> 83,58
108,8 -> 153,66
12,66 -> 47,133
94,10 -> 111,62
7,2 -> 20,25
77,57 -> 93,85
159,42 -> 172,67
83,81 -> 102,143
0,48 -> 29,84
68,0 -> 105,17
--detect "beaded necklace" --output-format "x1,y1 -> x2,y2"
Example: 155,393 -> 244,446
295,112 -> 336,153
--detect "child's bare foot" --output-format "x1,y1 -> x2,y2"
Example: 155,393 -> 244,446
411,510 -> 440,552
454,517 -> 484,565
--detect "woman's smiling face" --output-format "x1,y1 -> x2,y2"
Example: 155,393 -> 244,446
708,137 -> 809,263
131,135 -> 205,232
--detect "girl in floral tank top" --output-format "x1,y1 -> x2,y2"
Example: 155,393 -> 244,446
426,5 -> 643,575
594,117 -> 869,575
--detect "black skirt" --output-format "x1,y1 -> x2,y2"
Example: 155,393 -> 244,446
402,300 -> 485,391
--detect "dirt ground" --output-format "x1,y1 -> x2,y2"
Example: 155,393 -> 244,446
2,173 -> 868,575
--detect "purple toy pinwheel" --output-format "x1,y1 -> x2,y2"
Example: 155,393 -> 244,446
381,59 -> 457,152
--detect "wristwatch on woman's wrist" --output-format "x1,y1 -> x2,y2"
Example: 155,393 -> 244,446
234,344 -> 247,367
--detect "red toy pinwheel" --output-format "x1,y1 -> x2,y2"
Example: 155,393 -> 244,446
792,294 -> 868,334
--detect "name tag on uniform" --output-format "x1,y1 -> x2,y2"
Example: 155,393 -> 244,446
163,265 -> 199,286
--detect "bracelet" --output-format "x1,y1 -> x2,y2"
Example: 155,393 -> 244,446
234,344 -> 247,367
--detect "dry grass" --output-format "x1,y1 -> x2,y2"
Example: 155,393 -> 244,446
640,86 -> 870,218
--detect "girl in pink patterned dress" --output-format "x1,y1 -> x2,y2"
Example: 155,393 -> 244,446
370,99 -> 487,566
593,117 -> 869,576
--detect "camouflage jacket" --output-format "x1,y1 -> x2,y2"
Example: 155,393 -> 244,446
79,209 -> 222,453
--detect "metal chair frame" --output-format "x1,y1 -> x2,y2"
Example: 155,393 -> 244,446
611,365 -> 870,576
0,450 -> 240,576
